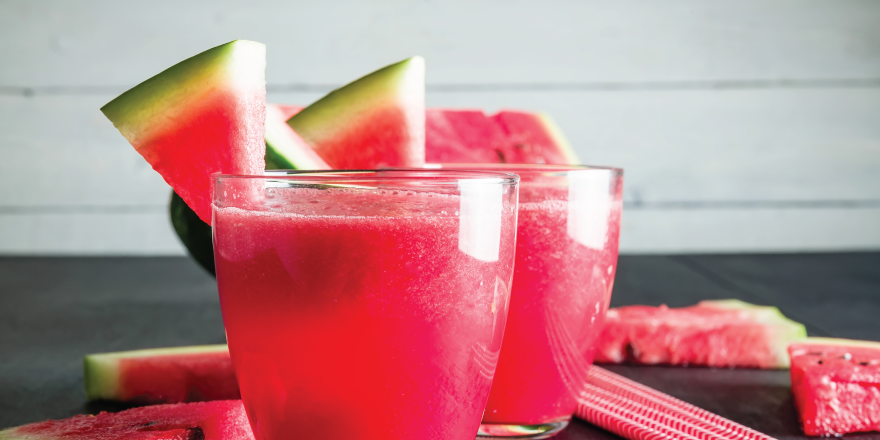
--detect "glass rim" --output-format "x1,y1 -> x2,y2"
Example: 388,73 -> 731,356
425,163 -> 623,175
212,169 -> 520,186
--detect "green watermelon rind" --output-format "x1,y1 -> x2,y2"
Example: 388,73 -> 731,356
699,299 -> 807,367
84,345 -> 229,401
287,56 -> 425,162
170,190 -> 215,276
790,337 -> 880,351
0,427 -> 38,440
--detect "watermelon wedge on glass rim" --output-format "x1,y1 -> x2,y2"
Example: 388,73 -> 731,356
287,56 -> 426,169
101,40 -> 267,225
0,400 -> 253,440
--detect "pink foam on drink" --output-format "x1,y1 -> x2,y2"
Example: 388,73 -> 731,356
214,187 -> 516,440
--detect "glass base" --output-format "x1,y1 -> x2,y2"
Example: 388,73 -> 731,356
477,420 -> 569,439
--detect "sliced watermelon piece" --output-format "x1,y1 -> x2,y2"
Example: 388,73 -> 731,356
788,338 -> 880,436
425,109 -> 579,165
85,345 -> 238,404
595,299 -> 807,369
264,103 -> 330,170
101,40 -> 267,225
287,57 -> 425,169
0,400 -> 252,440
424,109 -> 508,163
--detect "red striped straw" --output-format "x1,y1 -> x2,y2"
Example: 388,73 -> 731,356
576,366 -> 776,440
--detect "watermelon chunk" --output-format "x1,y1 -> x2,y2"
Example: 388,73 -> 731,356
425,109 -> 579,164
789,338 -> 880,436
595,299 -> 807,369
101,40 -> 267,225
264,103 -> 329,170
85,345 -> 238,404
287,57 -> 425,169
0,401 -> 252,440
424,109 -> 508,163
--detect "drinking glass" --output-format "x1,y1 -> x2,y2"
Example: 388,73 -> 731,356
212,170 -> 520,440
433,164 -> 624,438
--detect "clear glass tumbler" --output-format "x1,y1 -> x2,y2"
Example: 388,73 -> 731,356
212,170 -> 520,440
434,164 -> 624,438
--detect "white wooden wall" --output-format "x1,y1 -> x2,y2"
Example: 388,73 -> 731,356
1,0 -> 878,255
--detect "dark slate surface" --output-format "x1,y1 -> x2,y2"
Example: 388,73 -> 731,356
1,253 -> 879,439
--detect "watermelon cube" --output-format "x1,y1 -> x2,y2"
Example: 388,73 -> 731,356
789,338 -> 880,436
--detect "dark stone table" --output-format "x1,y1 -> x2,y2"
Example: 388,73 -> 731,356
2,253 -> 879,439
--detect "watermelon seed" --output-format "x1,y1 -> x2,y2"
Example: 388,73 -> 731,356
860,361 -> 870,366
817,360 -> 824,365
186,427 -> 205,440
807,351 -> 824,356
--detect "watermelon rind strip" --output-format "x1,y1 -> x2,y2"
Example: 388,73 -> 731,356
790,337 -> 880,350
83,345 -> 228,401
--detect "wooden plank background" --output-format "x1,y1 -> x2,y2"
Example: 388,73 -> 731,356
1,0 -> 878,254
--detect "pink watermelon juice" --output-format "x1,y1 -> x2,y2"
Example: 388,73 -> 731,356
212,171 -> 519,440
439,164 -> 623,436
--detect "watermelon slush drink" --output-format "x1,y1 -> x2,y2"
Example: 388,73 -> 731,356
211,170 -> 519,440
437,164 -> 623,438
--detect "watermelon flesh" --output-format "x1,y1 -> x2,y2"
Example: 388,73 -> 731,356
0,401 -> 252,440
789,338 -> 880,436
595,299 -> 806,368
425,109 -> 579,164
287,57 -> 425,169
101,40 -> 267,225
85,345 -> 238,404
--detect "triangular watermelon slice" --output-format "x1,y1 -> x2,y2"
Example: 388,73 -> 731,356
264,103 -> 329,170
788,338 -> 880,436
101,40 -> 267,225
0,400 -> 253,440
287,57 -> 425,169
424,109 -> 579,165
85,345 -> 238,404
